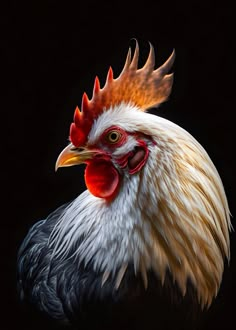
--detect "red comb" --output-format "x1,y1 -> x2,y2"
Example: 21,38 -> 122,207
70,41 -> 175,147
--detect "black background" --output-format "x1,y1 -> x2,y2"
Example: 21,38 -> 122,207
1,1 -> 235,329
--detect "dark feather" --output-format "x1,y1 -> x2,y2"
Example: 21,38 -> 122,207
17,203 -> 204,330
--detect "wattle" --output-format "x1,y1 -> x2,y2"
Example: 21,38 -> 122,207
85,159 -> 120,200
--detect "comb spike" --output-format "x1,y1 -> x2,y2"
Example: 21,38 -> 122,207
93,76 -> 100,95
69,42 -> 176,146
130,40 -> 139,70
107,66 -> 114,82
142,42 -> 155,72
119,47 -> 132,76
154,49 -> 175,76
73,106 -> 81,126
81,92 -> 90,112
103,67 -> 114,90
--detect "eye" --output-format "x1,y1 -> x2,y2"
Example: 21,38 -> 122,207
106,130 -> 122,144
102,126 -> 127,147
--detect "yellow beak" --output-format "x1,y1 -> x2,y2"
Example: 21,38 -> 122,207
55,143 -> 94,171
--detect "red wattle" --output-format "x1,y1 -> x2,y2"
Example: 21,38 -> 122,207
85,160 -> 120,199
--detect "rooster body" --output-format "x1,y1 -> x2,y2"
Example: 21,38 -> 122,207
17,42 -> 231,328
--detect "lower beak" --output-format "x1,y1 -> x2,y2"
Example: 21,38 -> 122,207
55,143 -> 94,171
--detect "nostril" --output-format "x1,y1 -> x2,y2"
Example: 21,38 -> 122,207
94,153 -> 111,162
70,147 -> 85,152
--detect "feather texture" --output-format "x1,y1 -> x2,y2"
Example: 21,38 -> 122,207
49,104 -> 231,308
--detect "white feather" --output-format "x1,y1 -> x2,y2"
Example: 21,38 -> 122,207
49,103 -> 231,306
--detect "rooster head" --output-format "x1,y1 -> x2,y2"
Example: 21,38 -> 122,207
56,41 -> 175,200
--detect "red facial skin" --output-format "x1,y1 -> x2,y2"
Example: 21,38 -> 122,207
85,158 -> 120,200
83,126 -> 150,201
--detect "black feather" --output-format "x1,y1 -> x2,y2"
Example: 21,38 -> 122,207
17,204 -> 203,329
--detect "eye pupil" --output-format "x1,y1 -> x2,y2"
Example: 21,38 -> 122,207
106,130 -> 121,143
110,132 -> 118,141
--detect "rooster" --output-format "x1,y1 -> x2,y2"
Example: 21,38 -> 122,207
17,41 -> 231,329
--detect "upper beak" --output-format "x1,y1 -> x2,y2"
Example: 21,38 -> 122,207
55,143 -> 95,171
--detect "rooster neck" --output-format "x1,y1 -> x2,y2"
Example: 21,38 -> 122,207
49,113 -> 231,308
49,151 -> 157,274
